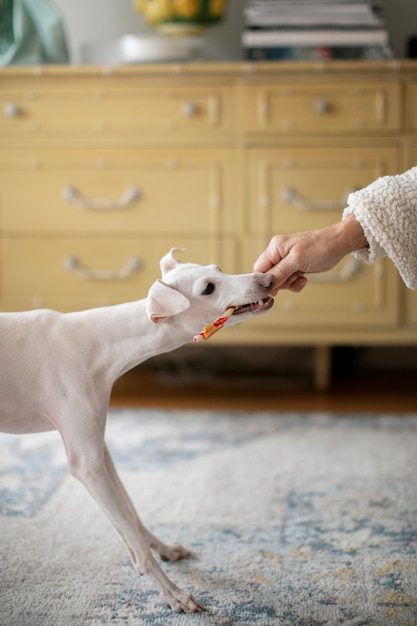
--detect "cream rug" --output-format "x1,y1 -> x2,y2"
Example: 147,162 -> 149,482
1,410 -> 417,625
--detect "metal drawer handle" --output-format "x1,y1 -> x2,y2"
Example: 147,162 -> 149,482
64,256 -> 142,281
3,102 -> 21,118
281,186 -> 355,211
181,101 -> 198,117
314,98 -> 331,114
309,258 -> 362,283
62,185 -> 141,210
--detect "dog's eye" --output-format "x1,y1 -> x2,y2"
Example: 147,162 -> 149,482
202,283 -> 215,295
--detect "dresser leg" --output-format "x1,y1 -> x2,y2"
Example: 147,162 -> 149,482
314,345 -> 332,391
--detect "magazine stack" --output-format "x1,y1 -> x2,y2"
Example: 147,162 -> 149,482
242,0 -> 392,61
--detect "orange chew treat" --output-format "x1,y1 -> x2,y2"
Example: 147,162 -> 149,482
193,307 -> 235,342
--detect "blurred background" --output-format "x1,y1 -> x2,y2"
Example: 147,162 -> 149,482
53,0 -> 417,63
2,0 -> 417,406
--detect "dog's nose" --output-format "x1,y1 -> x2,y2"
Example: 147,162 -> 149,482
258,273 -> 275,290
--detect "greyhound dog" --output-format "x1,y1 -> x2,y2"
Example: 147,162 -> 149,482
0,248 -> 275,612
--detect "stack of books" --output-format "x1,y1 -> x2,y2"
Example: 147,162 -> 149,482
242,1 -> 392,61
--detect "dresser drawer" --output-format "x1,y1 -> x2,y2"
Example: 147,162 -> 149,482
245,145 -> 399,235
0,236 -> 237,311
242,82 -> 401,135
0,79 -> 234,139
0,149 -> 235,235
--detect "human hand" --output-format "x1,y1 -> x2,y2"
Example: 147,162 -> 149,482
253,216 -> 367,293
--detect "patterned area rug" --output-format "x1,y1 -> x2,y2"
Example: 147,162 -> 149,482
1,410 -> 417,626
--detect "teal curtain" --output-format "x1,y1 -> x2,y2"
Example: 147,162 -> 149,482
0,0 -> 69,65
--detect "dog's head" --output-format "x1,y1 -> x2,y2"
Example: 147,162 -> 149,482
146,248 -> 275,339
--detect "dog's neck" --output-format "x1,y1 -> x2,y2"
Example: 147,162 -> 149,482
70,299 -> 193,383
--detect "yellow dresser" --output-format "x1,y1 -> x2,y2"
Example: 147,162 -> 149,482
1,61 -> 417,386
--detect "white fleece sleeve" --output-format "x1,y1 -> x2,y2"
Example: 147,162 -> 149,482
342,166 -> 417,290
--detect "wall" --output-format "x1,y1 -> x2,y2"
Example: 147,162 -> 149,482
53,0 -> 244,63
54,0 -> 417,64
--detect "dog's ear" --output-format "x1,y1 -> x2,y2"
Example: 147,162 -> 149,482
146,279 -> 190,323
160,247 -> 185,277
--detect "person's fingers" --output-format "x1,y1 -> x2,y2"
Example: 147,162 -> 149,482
253,236 -> 287,273
270,277 -> 307,296
253,249 -> 277,273
275,273 -> 308,292
287,275 -> 308,292
254,236 -> 310,291
264,256 -> 303,290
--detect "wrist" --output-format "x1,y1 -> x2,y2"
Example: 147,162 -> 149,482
336,214 -> 368,255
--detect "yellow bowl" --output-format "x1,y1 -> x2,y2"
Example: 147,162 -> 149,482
134,0 -> 228,36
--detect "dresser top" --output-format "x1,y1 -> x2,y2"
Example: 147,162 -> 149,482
1,60 -> 417,79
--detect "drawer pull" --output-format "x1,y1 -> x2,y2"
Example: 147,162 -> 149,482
3,102 -> 21,118
281,186 -> 355,211
181,101 -> 198,117
62,185 -> 141,210
314,98 -> 331,114
309,258 -> 362,283
64,256 -> 142,281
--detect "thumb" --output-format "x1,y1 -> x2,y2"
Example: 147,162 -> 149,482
268,256 -> 304,290
253,249 -> 276,273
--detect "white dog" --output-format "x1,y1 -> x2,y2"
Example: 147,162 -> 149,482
0,248 -> 275,613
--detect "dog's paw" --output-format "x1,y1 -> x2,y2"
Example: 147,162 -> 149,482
164,589 -> 204,613
159,543 -> 192,562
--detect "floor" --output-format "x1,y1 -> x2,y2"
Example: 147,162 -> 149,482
110,346 -> 417,413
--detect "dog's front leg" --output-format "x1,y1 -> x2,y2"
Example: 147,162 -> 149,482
103,444 -> 193,563
60,419 -> 203,613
